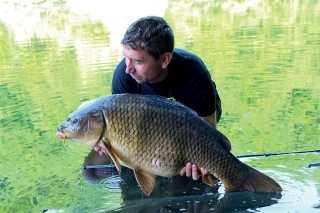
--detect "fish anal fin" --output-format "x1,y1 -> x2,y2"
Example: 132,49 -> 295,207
133,169 -> 156,196
101,140 -> 121,172
202,174 -> 217,186
225,164 -> 282,193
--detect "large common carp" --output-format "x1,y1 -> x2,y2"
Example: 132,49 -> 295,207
56,94 -> 282,195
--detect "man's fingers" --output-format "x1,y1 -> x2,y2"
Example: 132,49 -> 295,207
93,146 -> 101,152
200,167 -> 209,175
192,164 -> 199,180
179,167 -> 186,176
92,146 -> 108,156
180,163 -> 209,181
99,147 -> 108,156
185,163 -> 192,177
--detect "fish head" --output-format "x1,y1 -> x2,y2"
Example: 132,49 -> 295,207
56,107 -> 106,146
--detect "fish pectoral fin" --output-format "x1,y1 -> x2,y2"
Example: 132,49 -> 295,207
101,140 -> 121,172
201,174 -> 217,186
133,169 -> 156,196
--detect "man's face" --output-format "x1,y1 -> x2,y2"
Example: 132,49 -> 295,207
122,44 -> 167,84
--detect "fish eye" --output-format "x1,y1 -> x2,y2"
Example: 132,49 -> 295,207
72,118 -> 78,124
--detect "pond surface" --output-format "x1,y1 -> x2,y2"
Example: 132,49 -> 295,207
0,0 -> 319,212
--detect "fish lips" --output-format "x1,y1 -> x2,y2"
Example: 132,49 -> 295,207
56,131 -> 67,140
56,126 -> 67,141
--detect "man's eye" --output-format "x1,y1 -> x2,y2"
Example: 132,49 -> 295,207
132,60 -> 142,65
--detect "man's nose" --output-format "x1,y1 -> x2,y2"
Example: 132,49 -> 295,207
125,59 -> 134,74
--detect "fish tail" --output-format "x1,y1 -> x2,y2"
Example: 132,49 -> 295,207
226,164 -> 282,193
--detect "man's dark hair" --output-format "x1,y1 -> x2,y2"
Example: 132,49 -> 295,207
121,16 -> 174,60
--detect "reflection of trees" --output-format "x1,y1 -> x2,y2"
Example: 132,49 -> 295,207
0,7 -> 113,211
167,0 -> 320,74
1,3 -> 111,87
0,0 -> 112,176
0,3 -> 112,122
165,0 -> 320,153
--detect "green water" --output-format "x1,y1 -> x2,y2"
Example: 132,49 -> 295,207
0,0 -> 319,212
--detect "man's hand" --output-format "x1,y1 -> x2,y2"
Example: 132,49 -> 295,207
92,146 -> 108,156
179,163 -> 209,180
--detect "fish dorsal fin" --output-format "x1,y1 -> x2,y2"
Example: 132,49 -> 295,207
133,168 -> 156,196
216,130 -> 232,151
101,140 -> 121,172
202,173 -> 217,186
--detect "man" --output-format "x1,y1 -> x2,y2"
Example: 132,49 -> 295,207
94,16 -> 222,181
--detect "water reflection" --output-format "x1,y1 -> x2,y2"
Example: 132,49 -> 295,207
108,192 -> 281,213
82,150 -> 282,213
82,150 -> 219,197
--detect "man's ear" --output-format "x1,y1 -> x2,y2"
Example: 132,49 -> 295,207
161,52 -> 172,69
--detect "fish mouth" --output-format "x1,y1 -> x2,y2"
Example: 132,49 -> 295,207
56,128 -> 67,144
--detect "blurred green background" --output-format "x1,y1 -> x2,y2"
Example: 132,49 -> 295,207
0,0 -> 319,212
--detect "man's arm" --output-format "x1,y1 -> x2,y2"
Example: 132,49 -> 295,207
201,111 -> 217,129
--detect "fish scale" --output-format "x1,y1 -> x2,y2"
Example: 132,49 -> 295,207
56,94 -> 282,195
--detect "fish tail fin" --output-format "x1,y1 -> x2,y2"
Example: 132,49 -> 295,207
227,164 -> 282,193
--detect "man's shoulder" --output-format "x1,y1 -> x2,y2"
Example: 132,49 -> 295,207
173,48 -> 196,58
172,48 -> 204,65
170,48 -> 208,76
